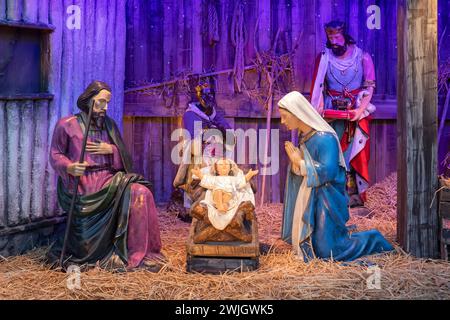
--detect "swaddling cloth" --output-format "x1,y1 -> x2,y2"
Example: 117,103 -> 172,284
199,173 -> 255,230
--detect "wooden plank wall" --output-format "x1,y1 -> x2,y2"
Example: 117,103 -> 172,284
123,111 -> 397,204
439,0 -> 450,63
123,0 -> 401,204
0,98 -> 54,228
123,115 -> 295,204
125,0 -> 399,96
0,0 -> 126,230
438,0 -> 450,175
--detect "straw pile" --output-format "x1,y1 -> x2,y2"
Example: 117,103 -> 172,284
1,173 -> 449,300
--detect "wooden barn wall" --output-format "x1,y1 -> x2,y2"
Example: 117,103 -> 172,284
123,116 -> 294,204
439,0 -> 450,63
123,0 -> 401,204
124,0 -> 398,96
0,0 -> 126,253
438,0 -> 450,175
123,113 -> 397,204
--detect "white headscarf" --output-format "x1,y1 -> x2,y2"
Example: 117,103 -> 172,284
278,91 -> 348,258
278,91 -> 347,170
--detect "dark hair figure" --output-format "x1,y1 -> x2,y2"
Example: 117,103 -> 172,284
310,20 -> 377,208
47,80 -> 164,272
172,77 -> 234,219
76,81 -> 111,130
324,20 -> 356,56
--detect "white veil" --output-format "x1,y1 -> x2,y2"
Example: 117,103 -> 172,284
277,91 -> 346,170
278,91 -> 347,258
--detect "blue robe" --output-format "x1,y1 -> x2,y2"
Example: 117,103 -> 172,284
281,131 -> 393,261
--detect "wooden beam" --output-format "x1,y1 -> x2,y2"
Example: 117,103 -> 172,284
0,216 -> 66,237
397,0 -> 439,258
124,94 -> 398,119
0,101 -> 6,228
124,66 -> 256,94
0,93 -> 54,101
0,20 -> 55,32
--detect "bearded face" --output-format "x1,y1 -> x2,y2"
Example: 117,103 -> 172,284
90,90 -> 111,129
331,43 -> 348,56
327,32 -> 348,57
92,110 -> 106,129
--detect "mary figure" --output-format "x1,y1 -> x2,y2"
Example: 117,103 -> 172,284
278,91 -> 393,261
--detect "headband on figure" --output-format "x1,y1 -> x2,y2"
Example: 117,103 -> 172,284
324,20 -> 346,36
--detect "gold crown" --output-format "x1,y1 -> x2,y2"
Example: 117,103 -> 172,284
195,82 -> 209,94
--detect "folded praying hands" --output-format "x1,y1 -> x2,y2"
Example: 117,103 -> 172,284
285,141 -> 303,166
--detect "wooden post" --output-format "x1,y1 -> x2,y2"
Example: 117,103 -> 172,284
260,87 -> 273,207
257,0 -> 271,207
397,0 -> 439,258
192,0 -> 203,73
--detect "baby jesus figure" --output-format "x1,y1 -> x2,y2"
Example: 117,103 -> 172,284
191,158 -> 258,231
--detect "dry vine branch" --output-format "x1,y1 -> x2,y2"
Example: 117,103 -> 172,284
251,16 -> 302,206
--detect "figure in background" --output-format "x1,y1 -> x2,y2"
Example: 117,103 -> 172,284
47,81 -> 164,272
310,20 -> 376,207
172,79 -> 233,218
279,91 -> 393,262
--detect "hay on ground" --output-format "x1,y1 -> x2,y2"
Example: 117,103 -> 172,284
0,172 -> 449,300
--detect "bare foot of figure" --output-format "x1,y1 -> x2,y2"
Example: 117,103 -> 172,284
107,254 -> 127,273
141,259 -> 163,273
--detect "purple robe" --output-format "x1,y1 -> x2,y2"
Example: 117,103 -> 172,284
50,115 -> 162,269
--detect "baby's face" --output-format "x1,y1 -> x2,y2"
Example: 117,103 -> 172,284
216,160 -> 231,176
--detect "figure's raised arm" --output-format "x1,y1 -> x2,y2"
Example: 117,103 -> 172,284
245,169 -> 259,182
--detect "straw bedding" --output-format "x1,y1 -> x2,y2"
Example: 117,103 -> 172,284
1,173 -> 449,300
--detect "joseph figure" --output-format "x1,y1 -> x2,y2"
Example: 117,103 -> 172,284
47,81 -> 164,271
